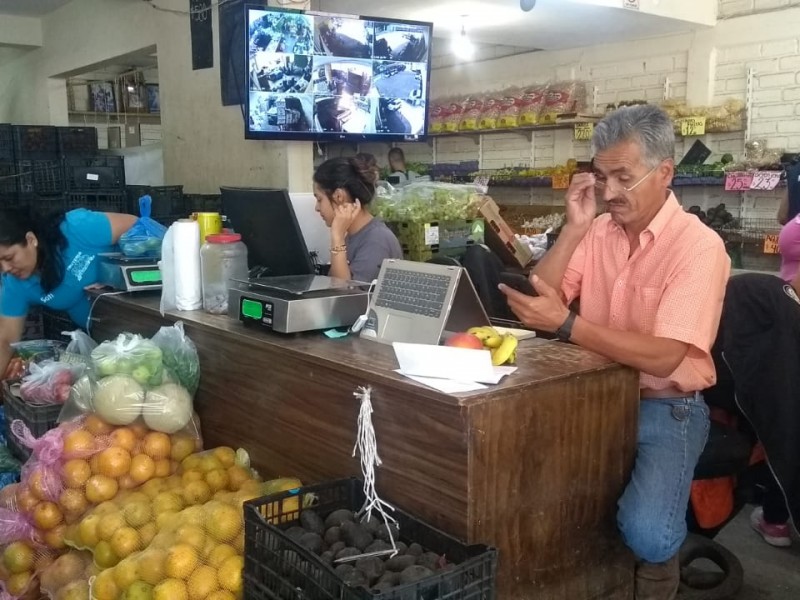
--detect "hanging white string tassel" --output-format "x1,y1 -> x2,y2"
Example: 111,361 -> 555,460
336,385 -> 398,563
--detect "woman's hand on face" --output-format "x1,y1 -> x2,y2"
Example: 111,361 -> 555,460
331,199 -> 361,240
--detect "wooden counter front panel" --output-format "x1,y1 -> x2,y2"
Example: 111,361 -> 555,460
92,304 -> 471,538
468,364 -> 639,600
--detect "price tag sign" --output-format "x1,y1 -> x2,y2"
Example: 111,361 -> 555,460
573,122 -> 594,141
724,172 -> 753,191
750,171 -> 782,191
473,175 -> 490,194
552,173 -> 570,190
763,234 -> 779,254
678,116 -> 706,137
424,224 -> 439,246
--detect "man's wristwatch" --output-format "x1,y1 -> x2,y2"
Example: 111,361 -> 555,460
555,311 -> 577,342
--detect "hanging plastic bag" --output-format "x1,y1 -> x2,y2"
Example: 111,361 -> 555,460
19,361 -> 85,406
119,195 -> 167,259
150,322 -> 200,396
60,331 -> 97,370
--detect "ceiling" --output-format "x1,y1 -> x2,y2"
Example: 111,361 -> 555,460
318,0 -> 710,51
0,0 -> 71,16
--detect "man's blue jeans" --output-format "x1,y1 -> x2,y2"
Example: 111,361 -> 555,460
617,395 -> 710,563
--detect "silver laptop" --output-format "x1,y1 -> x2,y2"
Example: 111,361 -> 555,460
360,259 -> 491,345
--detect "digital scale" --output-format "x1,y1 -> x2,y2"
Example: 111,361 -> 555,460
228,275 -> 369,333
98,253 -> 163,292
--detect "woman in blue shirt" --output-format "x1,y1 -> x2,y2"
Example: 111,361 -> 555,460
0,208 -> 136,375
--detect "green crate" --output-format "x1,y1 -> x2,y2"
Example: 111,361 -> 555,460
388,218 -> 485,251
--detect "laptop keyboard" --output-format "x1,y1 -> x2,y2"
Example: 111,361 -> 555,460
375,268 -> 451,318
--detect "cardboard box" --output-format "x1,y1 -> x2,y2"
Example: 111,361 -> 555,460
478,197 -> 534,268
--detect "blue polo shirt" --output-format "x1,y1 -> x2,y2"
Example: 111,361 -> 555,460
0,209 -> 114,328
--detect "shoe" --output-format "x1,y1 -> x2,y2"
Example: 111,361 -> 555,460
750,507 -> 792,547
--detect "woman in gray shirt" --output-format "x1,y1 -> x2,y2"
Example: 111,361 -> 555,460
313,156 -> 403,282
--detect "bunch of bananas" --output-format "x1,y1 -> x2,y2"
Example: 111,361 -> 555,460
467,326 -> 519,366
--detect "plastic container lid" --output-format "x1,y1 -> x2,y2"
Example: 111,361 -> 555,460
205,233 -> 242,244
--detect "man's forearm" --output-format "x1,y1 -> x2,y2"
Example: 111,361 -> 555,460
532,225 -> 587,292
570,315 -> 688,379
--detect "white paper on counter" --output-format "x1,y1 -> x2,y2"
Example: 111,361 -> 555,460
394,371 -> 487,394
392,342 -> 517,385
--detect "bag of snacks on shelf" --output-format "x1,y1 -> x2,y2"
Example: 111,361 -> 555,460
119,196 -> 167,260
428,101 -> 445,134
478,93 -> 503,130
497,87 -> 523,128
442,98 -> 464,133
519,85 -> 547,126
541,80 -> 587,124
458,95 -> 484,131
150,323 -> 200,397
20,362 -> 85,406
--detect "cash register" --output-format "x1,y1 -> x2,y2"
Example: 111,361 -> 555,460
221,187 -> 368,333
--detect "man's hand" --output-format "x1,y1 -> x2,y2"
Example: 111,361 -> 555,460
564,173 -> 597,234
499,274 -> 571,332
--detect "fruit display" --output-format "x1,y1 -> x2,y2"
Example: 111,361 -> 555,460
371,182 -> 484,222
467,327 -> 519,366
662,98 -> 746,134
19,362 -> 84,405
279,508 -> 456,594
687,203 -> 739,231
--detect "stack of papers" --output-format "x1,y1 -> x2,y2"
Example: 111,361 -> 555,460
392,342 -> 517,393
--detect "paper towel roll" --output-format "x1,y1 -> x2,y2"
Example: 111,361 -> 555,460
172,219 -> 202,310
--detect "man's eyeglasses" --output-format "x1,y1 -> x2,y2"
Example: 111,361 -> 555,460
593,164 -> 659,195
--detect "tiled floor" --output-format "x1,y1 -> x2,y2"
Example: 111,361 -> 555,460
701,505 -> 800,599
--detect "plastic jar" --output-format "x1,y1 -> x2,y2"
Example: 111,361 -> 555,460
200,233 -> 249,315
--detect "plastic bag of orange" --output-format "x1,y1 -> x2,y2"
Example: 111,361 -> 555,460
0,539 -> 59,600
38,550 -> 95,600
64,446 -> 260,570
0,414 -> 203,551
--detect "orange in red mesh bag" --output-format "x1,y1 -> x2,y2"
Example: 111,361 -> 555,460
0,536 -> 59,600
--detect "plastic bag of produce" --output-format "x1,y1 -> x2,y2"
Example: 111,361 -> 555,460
61,331 -> 97,370
119,196 -> 167,259
391,182 -> 484,222
518,85 -> 547,126
64,447 -> 257,578
20,362 -> 85,406
150,322 -> 200,396
0,538 -> 58,600
0,413 -> 202,554
90,334 -> 163,387
3,341 -> 66,383
38,550 -> 94,600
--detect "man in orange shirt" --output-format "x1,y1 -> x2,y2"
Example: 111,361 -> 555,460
500,105 -> 730,600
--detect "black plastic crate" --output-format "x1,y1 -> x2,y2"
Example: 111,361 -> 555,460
57,126 -> 98,155
66,191 -> 126,213
126,185 -> 185,217
3,381 -> 62,462
13,125 -> 58,160
0,124 -> 15,162
30,195 -> 66,215
64,155 -> 125,190
16,160 -> 64,195
185,193 -> 222,213
0,161 -> 19,195
244,478 -> 497,600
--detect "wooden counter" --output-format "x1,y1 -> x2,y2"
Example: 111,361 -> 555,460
91,293 -> 639,600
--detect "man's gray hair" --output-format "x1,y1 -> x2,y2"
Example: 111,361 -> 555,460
591,104 -> 675,168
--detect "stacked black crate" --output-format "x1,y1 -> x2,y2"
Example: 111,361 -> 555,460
14,125 -> 65,214
64,153 -> 126,212
126,184 -> 186,227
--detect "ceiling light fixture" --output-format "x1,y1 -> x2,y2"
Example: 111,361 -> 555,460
452,25 -> 474,60
520,0 -> 536,11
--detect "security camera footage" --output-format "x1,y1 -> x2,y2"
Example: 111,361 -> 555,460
246,7 -> 431,141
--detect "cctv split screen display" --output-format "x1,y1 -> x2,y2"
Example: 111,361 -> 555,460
247,9 -> 431,139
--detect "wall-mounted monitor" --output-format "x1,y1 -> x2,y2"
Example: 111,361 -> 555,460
245,5 -> 433,143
